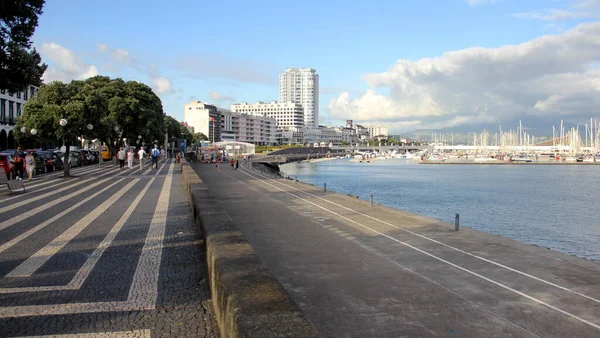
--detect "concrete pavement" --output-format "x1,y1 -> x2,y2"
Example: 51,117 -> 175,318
0,159 -> 218,337
192,160 -> 600,337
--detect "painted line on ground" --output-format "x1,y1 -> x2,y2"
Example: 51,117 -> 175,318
242,168 -> 600,305
7,178 -> 141,277
15,330 -> 151,338
0,165 -> 174,318
128,163 -> 172,308
238,168 -> 600,331
0,170 -> 123,231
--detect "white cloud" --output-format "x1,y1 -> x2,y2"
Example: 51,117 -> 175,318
208,90 -> 236,102
327,22 -> 600,132
148,76 -> 174,95
40,43 -> 99,83
512,0 -> 600,21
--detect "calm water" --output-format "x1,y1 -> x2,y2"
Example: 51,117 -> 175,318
281,159 -> 600,261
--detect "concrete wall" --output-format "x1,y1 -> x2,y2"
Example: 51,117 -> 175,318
179,160 -> 319,338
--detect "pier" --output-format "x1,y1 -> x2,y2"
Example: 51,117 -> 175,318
185,160 -> 600,337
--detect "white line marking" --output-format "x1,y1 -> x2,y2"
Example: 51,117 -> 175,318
0,167 -> 118,203
128,163 -> 172,308
243,168 -> 600,305
0,169 -> 120,214
238,169 -> 600,330
0,172 -> 122,231
0,178 -> 154,293
15,329 -> 151,338
0,164 -> 174,318
0,178 -> 126,255
7,179 -> 141,277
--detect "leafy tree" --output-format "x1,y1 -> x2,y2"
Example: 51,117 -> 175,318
1,0 -> 48,92
193,132 -> 208,143
16,81 -> 101,177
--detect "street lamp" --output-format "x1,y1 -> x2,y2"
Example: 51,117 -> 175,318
20,127 -> 27,133
59,119 -> 67,127
87,124 -> 94,130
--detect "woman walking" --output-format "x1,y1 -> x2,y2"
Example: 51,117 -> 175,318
25,151 -> 35,181
127,149 -> 134,169
117,148 -> 126,170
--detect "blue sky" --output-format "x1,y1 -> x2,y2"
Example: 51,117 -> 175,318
33,0 -> 600,133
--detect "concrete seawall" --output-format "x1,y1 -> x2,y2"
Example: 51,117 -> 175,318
179,160 -> 319,337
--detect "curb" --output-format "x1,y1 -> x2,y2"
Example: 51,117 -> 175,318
179,160 -> 320,338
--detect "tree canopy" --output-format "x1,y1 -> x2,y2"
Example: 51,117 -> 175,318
15,76 -> 167,176
0,0 -> 48,92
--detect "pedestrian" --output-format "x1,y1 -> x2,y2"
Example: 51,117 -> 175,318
117,147 -> 126,170
151,145 -> 160,169
235,160 -> 239,170
230,158 -> 235,170
127,149 -> 134,169
25,151 -> 35,181
160,148 -> 166,161
137,147 -> 146,170
216,161 -> 220,172
13,151 -> 24,178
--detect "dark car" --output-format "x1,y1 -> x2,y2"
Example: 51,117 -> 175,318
38,151 -> 64,172
70,150 -> 83,167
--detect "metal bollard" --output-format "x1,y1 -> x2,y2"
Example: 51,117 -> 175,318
324,183 -> 327,192
455,213 -> 460,231
370,194 -> 374,207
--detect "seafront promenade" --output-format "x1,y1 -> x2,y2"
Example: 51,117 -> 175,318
190,160 -> 600,337
0,160 -> 218,337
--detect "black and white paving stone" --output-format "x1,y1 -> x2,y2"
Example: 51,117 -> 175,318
0,160 -> 218,337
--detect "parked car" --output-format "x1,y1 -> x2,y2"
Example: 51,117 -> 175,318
69,151 -> 83,167
38,151 -> 64,172
79,149 -> 94,165
89,150 -> 100,163
100,145 -> 112,161
0,153 -> 14,179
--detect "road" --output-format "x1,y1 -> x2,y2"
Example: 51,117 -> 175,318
0,159 -> 218,337
192,161 -> 600,338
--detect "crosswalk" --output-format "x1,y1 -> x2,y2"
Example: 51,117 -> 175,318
0,159 -> 176,317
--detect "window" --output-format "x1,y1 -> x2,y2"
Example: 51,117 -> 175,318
0,99 -> 5,123
16,91 -> 21,99
16,103 -> 21,117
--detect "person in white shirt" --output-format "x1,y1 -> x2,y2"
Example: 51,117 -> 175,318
127,149 -> 134,169
117,148 -> 126,170
137,147 -> 146,170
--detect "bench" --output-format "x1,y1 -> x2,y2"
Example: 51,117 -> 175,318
0,170 -> 25,194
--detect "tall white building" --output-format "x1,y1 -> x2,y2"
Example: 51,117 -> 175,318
279,67 -> 319,128
230,101 -> 304,130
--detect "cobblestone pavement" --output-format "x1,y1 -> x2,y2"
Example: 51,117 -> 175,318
0,160 -> 219,337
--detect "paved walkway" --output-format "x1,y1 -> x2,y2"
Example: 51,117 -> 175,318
0,160 -> 218,337
193,161 -> 600,338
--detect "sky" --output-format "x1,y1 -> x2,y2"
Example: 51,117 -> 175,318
32,0 -> 600,134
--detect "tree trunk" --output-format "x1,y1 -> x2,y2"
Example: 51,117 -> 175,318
63,140 -> 71,177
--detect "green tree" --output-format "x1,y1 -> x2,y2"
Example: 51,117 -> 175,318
16,80 -> 101,177
1,0 -> 48,92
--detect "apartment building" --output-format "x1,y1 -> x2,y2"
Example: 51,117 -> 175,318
231,101 -> 304,131
0,85 -> 39,150
279,68 -> 319,128
221,110 -> 277,146
183,101 -> 223,143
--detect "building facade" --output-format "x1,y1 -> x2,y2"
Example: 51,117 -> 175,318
367,125 -> 389,139
183,101 -> 223,143
0,85 -> 39,150
279,68 -> 319,128
221,110 -> 278,146
230,101 -> 304,131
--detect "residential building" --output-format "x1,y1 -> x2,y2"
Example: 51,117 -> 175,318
183,101 -> 223,143
220,110 -> 278,145
354,124 -> 370,141
279,67 -> 319,128
231,101 -> 304,130
367,125 -> 388,139
0,85 -> 39,150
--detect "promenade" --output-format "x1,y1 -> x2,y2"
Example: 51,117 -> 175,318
0,160 -> 218,337
191,161 -> 600,337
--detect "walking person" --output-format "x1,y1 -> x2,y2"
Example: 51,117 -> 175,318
160,148 -> 166,161
235,160 -> 239,170
127,149 -> 134,169
151,145 -> 160,169
12,151 -> 24,178
230,158 -> 235,170
117,147 -> 126,170
25,151 -> 35,181
215,161 -> 220,172
137,147 -> 146,170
